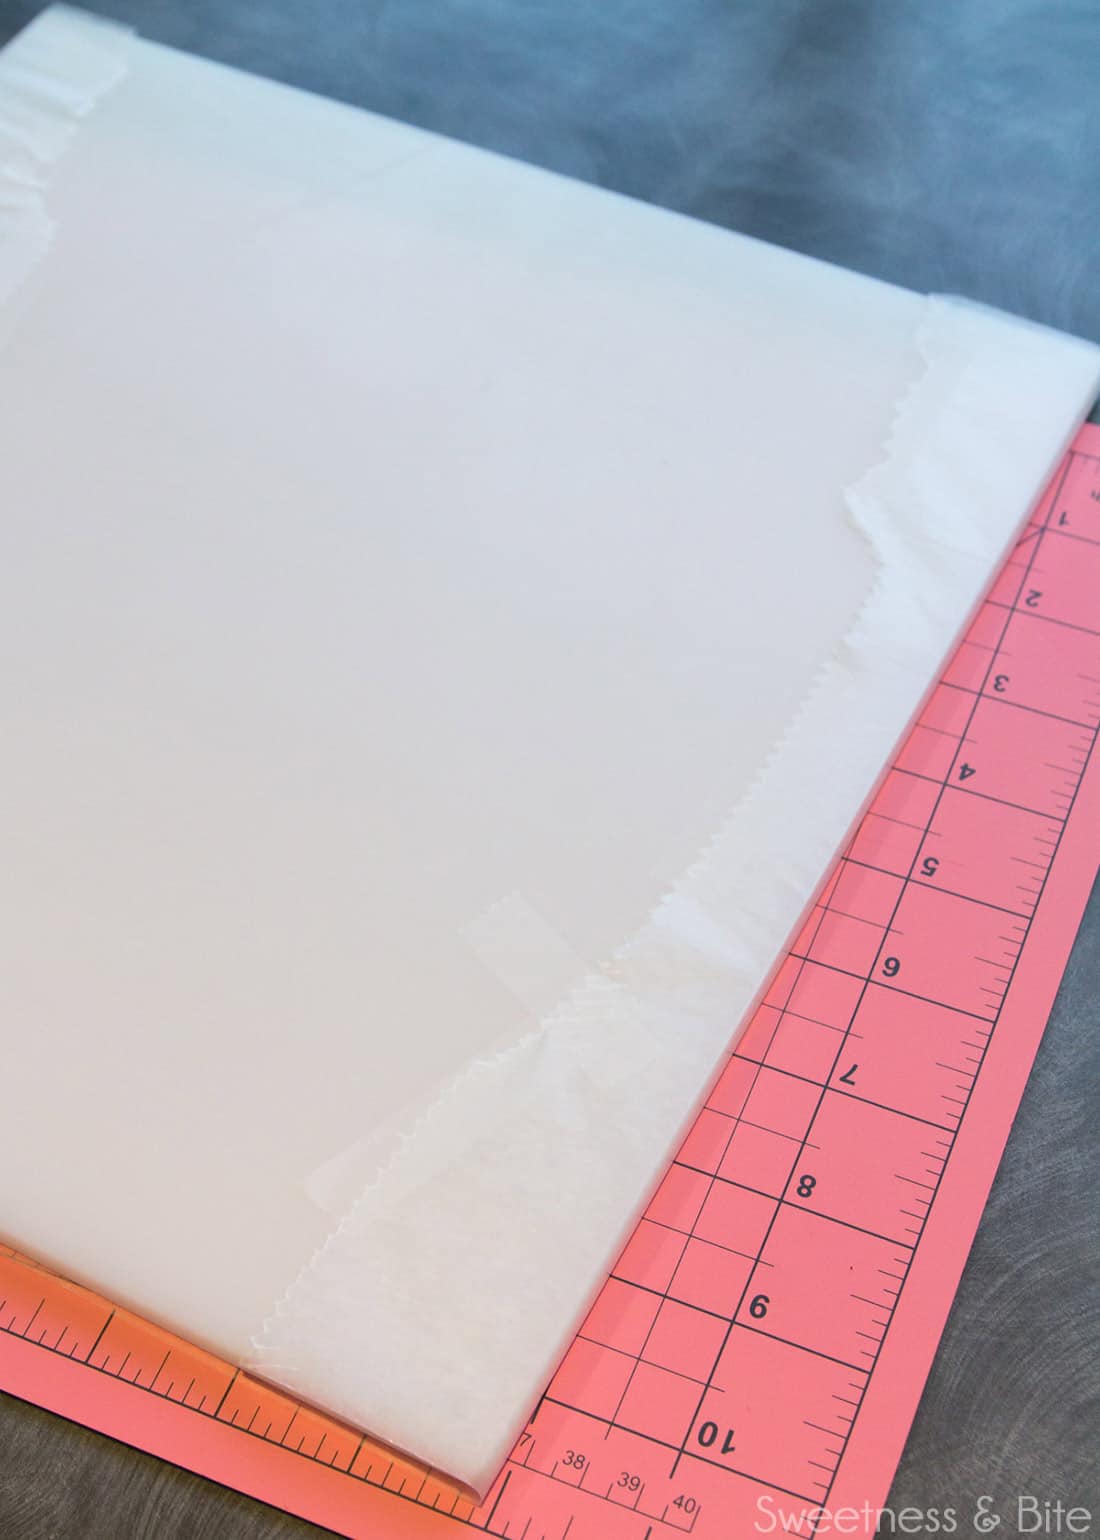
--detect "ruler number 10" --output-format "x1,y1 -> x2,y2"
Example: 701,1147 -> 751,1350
697,1420 -> 736,1455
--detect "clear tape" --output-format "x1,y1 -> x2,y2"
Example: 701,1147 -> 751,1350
304,894 -> 587,1217
0,7 -> 131,313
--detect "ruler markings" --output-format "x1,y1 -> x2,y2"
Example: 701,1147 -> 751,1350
666,456 -> 1082,1491
805,456 -> 1099,1525
598,888 -> 845,1449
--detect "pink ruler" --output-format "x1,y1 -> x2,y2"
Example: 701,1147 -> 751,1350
2,423 -> 1099,1539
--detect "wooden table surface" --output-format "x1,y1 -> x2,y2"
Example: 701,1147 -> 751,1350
0,1 -> 1097,1533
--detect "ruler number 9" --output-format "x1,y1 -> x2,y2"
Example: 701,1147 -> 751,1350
881,956 -> 901,978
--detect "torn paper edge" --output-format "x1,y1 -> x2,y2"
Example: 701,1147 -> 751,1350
249,299 -> 1100,1495
0,7 -> 132,313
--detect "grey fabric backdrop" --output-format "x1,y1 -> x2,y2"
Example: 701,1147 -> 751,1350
0,2 -> 1096,1535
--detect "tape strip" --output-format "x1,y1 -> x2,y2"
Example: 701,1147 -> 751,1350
303,895 -> 589,1216
0,7 -> 131,314
461,892 -> 588,1022
249,297 -> 1100,1494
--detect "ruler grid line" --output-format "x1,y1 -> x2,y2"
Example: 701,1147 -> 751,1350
804,454 -> 1097,1529
668,461 -> 1070,1488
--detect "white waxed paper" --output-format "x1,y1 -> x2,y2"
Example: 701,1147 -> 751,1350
1,4 -> 1097,1496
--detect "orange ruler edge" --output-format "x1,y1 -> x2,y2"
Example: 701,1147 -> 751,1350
3,423 -> 1100,1540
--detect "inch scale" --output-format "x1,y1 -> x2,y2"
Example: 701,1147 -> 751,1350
2,426 -> 1100,1540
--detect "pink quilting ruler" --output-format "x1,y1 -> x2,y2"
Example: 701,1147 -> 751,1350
2,424 -> 1099,1538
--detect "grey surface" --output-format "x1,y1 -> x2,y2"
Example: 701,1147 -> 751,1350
0,0 -> 1098,1534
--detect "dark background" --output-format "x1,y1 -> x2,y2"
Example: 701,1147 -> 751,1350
0,1 -> 1097,1535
